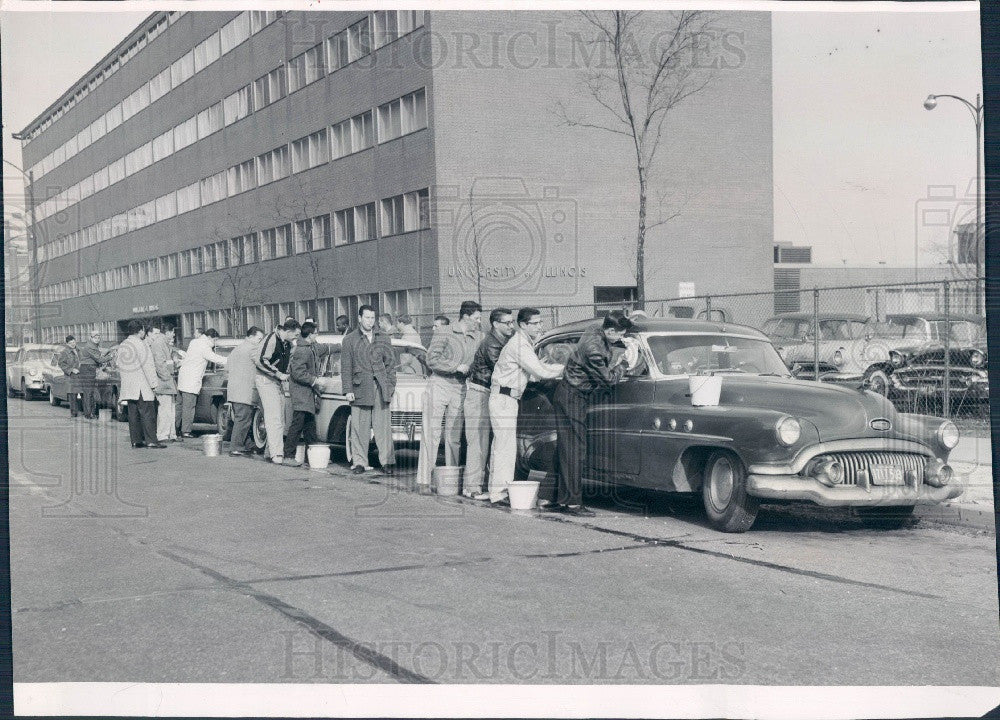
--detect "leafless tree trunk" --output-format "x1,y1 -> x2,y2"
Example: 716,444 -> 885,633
468,188 -> 483,306
555,10 -> 715,307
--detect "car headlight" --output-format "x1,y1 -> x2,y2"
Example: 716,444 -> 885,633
890,350 -> 904,367
970,350 -> 985,368
936,420 -> 959,450
833,350 -> 845,367
775,416 -> 801,446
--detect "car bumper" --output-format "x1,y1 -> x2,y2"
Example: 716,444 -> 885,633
26,379 -> 45,390
747,474 -> 962,507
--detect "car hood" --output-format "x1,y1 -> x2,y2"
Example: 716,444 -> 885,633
701,374 -> 898,442
905,343 -> 987,367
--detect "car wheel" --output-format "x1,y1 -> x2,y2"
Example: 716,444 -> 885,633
49,386 -> 60,406
864,368 -> 890,396
701,450 -> 759,533
344,413 -> 354,465
855,505 -> 915,530
328,411 -> 349,461
251,407 -> 267,451
216,402 -> 232,440
111,389 -> 127,422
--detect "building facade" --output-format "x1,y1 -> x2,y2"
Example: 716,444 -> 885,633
21,10 -> 773,344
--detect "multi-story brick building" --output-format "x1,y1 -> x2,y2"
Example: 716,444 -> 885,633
19,10 -> 773,343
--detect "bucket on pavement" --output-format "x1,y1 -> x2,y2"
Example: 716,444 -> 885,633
432,466 -> 462,496
689,374 -> 722,406
295,444 -> 307,464
508,480 -> 540,511
202,433 -> 222,457
307,443 -> 331,470
98,408 -> 112,423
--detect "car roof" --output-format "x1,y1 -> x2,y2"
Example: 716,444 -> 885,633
313,333 -> 426,350
538,317 -> 768,342
886,313 -> 985,323
765,312 -> 870,322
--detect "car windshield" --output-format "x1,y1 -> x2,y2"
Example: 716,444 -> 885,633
645,334 -> 790,376
928,320 -> 984,343
818,319 -> 866,340
762,318 -> 810,340
23,350 -> 53,362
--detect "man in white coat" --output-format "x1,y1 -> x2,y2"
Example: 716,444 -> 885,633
177,328 -> 228,437
118,320 -> 165,448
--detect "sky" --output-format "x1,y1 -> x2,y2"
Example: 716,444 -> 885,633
0,5 -> 983,268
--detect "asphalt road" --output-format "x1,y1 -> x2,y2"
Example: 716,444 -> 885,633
7,398 -> 1000,686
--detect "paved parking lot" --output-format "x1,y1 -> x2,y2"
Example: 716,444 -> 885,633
7,398 -> 1000,686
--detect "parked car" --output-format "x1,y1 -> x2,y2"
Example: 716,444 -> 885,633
762,312 -> 918,395
233,335 -> 430,462
44,341 -> 130,420
886,315 -> 988,408
514,317 -> 962,532
6,344 -> 60,399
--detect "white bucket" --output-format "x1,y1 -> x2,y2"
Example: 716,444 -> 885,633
98,408 -> 112,423
508,480 -> 540,511
307,443 -> 331,470
433,466 -> 462,496
689,375 -> 722,406
202,433 -> 222,457
295,444 -> 307,464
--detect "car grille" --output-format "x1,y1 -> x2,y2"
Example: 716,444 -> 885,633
391,410 -> 422,428
819,451 -> 927,486
893,368 -> 982,389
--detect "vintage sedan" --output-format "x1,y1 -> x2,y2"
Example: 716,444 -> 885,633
6,344 -> 60,399
241,335 -> 429,462
515,318 -> 962,532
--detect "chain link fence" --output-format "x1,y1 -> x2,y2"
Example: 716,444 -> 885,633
531,277 -> 987,420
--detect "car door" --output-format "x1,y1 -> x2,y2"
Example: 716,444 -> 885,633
586,339 -> 654,484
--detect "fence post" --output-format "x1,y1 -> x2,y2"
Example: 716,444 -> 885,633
942,281 -> 951,419
813,288 -> 820,383
705,295 -> 712,321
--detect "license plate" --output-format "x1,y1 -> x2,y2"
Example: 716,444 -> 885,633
870,465 -> 904,486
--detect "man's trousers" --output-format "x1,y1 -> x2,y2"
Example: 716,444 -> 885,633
155,394 -> 177,441
416,376 -> 464,486
254,376 -> 286,460
462,382 -> 492,494
552,381 -> 589,508
487,392 -> 519,503
127,399 -> 158,446
349,384 -> 394,468
229,401 -> 256,451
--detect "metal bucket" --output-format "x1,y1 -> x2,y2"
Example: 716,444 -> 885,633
432,466 -> 462,496
508,480 -> 540,511
202,433 -> 222,457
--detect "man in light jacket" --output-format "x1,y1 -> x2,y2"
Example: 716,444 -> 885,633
488,308 -> 564,505
341,305 -> 397,477
225,326 -> 265,456
149,324 -> 180,443
177,328 -> 227,437
118,320 -> 165,448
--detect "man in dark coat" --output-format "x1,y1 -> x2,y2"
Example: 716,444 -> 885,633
550,310 -> 634,517
281,322 -> 333,467
77,330 -> 112,419
56,335 -> 83,417
340,305 -> 397,477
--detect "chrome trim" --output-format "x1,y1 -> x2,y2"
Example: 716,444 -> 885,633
746,474 -> 962,506
748,439 -> 936,475
630,429 -> 734,442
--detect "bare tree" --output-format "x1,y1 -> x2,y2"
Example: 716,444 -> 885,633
555,11 -> 715,306
467,187 -> 483,306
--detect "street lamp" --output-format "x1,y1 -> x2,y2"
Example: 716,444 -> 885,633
923,92 -> 984,313
3,155 -> 41,342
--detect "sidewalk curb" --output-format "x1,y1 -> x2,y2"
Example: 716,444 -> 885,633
915,502 -> 997,533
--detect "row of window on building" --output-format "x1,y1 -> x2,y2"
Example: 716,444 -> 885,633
28,8 -> 424,206
38,88 -> 427,264
40,287 -> 433,344
25,11 -> 280,172
39,188 -> 429,304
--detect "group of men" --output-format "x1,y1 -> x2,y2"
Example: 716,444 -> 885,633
56,302 -> 639,514
413,302 -> 638,517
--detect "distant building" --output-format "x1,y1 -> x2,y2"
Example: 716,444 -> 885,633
20,10 -> 774,342
4,220 -> 32,345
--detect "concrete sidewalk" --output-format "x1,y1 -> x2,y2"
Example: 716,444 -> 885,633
918,433 -> 996,532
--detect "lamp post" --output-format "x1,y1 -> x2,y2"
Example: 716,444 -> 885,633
923,92 -> 983,313
3,154 -> 41,342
